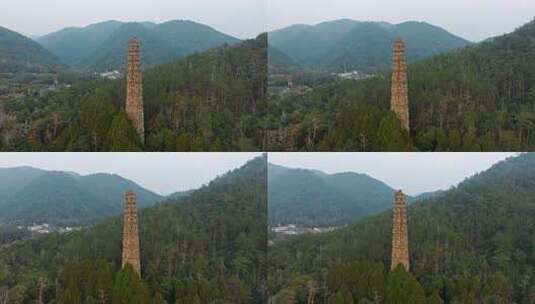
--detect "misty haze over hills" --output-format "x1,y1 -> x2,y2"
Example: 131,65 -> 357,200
0,166 -> 171,226
269,18 -> 470,71
0,19 -> 243,72
35,19 -> 241,70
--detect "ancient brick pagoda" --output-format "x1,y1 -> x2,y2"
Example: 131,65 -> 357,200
391,190 -> 409,271
122,190 -> 141,276
391,39 -> 410,133
126,38 -> 145,143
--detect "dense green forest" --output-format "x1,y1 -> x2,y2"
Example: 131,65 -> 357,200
0,34 -> 267,151
268,19 -> 535,151
268,164 -> 398,227
268,153 -> 535,303
37,20 -> 240,70
0,167 -> 163,226
0,155 -> 267,303
0,26 -> 65,73
269,19 -> 469,71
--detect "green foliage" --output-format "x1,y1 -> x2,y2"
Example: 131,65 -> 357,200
327,262 -> 386,302
112,264 -> 152,304
0,26 -> 65,73
0,155 -> 267,303
2,35 -> 267,151
385,265 -> 426,304
270,19 -> 535,151
105,111 -> 142,151
269,154 -> 535,303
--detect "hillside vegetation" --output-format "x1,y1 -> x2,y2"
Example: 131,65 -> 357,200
269,154 -> 535,303
0,167 -> 163,225
268,19 -> 535,152
1,35 -> 267,152
0,156 -> 267,303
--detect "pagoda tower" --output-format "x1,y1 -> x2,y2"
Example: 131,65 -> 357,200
122,190 -> 141,275
126,38 -> 145,143
391,190 -> 409,271
390,39 -> 410,132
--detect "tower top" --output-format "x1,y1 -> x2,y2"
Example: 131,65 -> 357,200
129,37 -> 140,45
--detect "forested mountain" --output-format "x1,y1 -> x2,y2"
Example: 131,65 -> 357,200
0,167 -> 163,225
0,34 -> 267,152
36,21 -> 124,67
268,45 -> 300,72
268,164 -> 398,227
37,20 -> 240,70
0,155 -> 267,303
269,153 -> 535,303
268,19 -> 535,152
0,26 -> 65,73
269,19 -> 469,71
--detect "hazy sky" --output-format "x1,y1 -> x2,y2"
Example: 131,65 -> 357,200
0,153 -> 261,195
2,0 -> 266,39
268,0 -> 535,41
269,153 -> 517,195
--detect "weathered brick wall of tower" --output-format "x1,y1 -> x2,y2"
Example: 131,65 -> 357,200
122,190 -> 141,275
126,38 -> 145,143
391,190 -> 409,271
391,39 -> 410,132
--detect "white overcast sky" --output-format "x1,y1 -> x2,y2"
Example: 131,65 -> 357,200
0,153 -> 262,196
1,0 -> 267,39
268,0 -> 535,41
269,153 -> 518,196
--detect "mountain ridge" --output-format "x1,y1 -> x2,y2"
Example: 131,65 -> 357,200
268,163 -> 403,227
0,25 -> 65,72
269,19 -> 470,71
0,166 -> 164,225
36,19 -> 241,70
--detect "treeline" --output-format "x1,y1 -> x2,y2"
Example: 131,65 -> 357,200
268,154 -> 535,303
268,19 -> 535,151
272,262 -> 429,304
0,156 -> 267,303
0,34 -> 267,152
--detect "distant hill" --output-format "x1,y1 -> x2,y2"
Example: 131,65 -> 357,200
0,167 -> 163,225
0,155 -> 267,303
0,26 -> 65,73
269,153 -> 535,302
268,163 -> 405,226
37,20 -> 240,70
269,19 -> 470,71
36,20 -> 123,67
268,45 -> 300,70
